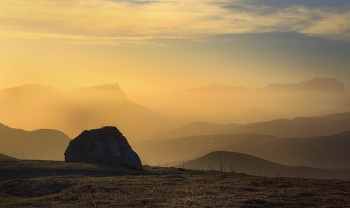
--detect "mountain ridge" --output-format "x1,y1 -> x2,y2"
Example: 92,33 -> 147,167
181,151 -> 350,180
128,77 -> 350,119
173,77 -> 345,92
0,123 -> 71,161
230,113 -> 350,138
0,152 -> 17,160
153,122 -> 242,140
265,77 -> 345,92
1,78 -> 349,140
133,128 -> 350,169
153,112 -> 350,140
0,84 -> 191,141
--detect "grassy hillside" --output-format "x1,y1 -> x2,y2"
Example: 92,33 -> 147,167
0,159 -> 349,207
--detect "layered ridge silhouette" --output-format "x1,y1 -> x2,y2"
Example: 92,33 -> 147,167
0,123 -> 70,161
133,127 -> 350,169
180,151 -> 350,180
0,84 -> 190,141
129,78 -> 350,120
1,78 -> 349,143
152,112 -> 350,139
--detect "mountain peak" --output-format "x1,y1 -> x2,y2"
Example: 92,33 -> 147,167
188,83 -> 249,92
205,83 -> 233,89
299,78 -> 344,91
74,83 -> 123,91
71,83 -> 127,97
0,123 -> 7,129
1,84 -> 55,92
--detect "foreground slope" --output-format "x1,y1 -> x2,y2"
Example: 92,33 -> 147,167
0,124 -> 70,161
181,151 -> 350,180
0,160 -> 349,207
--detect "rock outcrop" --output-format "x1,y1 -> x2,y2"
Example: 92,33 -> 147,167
64,126 -> 142,170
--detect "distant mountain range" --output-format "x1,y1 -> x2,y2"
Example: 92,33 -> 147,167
1,77 -> 349,142
180,151 -> 350,180
229,112 -> 350,138
0,83 -> 190,141
0,123 -> 70,161
229,108 -> 279,124
1,112 -> 350,165
265,77 -> 345,91
129,77 -> 350,120
153,112 -> 350,139
133,127 -> 350,169
153,122 -> 241,140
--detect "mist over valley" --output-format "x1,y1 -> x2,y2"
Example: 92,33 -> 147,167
2,1 -> 350,206
1,78 -> 350,180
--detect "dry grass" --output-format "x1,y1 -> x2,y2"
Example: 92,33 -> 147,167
0,161 -> 350,207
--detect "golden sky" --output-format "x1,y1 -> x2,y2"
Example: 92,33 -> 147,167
1,0 -> 350,93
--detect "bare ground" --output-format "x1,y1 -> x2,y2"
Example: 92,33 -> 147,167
0,160 -> 350,207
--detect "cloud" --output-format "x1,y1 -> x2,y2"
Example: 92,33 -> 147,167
232,0 -> 350,8
0,0 -> 349,44
300,10 -> 350,41
108,0 -> 157,5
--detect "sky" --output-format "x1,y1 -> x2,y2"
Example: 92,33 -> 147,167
0,0 -> 350,93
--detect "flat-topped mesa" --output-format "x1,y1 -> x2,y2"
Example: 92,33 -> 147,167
64,126 -> 142,170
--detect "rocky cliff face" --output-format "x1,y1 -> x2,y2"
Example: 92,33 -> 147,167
64,126 -> 142,170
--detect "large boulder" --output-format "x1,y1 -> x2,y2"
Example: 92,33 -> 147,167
64,126 -> 142,170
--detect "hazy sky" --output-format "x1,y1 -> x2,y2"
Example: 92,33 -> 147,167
1,0 -> 350,93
